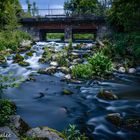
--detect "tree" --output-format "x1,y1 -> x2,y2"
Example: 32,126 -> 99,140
32,2 -> 38,17
26,0 -> 32,16
107,0 -> 140,32
0,0 -> 22,30
64,0 -> 100,15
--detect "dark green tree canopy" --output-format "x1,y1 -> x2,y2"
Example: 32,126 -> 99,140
64,0 -> 100,15
107,0 -> 140,32
0,0 -> 22,30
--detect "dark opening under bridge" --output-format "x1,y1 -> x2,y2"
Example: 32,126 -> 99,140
20,9 -> 106,41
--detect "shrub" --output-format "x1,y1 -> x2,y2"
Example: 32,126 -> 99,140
0,99 -> 16,126
72,64 -> 92,79
88,52 -> 114,77
0,30 -> 31,51
72,52 -> 114,79
57,52 -> 69,67
102,32 -> 140,65
64,124 -> 88,140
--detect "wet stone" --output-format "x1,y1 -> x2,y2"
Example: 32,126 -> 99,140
0,126 -> 20,140
106,113 -> 122,126
98,89 -> 118,100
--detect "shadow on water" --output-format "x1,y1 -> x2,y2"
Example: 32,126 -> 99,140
1,41 -> 140,140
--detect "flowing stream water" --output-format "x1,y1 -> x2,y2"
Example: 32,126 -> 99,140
1,42 -> 140,140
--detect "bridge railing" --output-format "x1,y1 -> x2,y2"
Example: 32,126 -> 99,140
22,8 -> 103,18
22,8 -> 70,17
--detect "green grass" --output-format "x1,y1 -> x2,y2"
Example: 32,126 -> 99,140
47,33 -> 64,40
73,34 -> 94,40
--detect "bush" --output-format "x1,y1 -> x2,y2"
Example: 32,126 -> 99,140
0,99 -> 16,126
0,30 -> 31,51
64,124 -> 88,140
72,52 -> 114,79
88,52 -> 114,77
72,64 -> 92,79
102,32 -> 140,66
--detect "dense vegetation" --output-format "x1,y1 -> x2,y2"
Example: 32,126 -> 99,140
0,0 -> 31,51
72,52 -> 114,79
64,0 -> 103,15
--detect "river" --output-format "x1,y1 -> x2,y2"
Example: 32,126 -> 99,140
1,41 -> 140,140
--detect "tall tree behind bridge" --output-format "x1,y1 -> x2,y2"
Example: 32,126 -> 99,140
64,0 -> 102,15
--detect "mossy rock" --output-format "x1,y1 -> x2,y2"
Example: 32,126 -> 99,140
0,55 -> 6,64
26,126 -> 66,140
13,54 -> 24,63
26,51 -> 34,57
38,58 -> 48,64
18,61 -> 30,67
17,46 -> 32,53
38,67 -> 57,75
98,89 -> 118,100
62,89 -> 74,95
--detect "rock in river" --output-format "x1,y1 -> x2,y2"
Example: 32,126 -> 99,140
38,66 -> 57,75
62,89 -> 74,95
118,67 -> 126,73
98,89 -> 118,100
26,127 -> 66,140
50,61 -> 59,67
0,126 -> 20,140
128,68 -> 136,74
9,115 -> 30,135
106,113 -> 122,126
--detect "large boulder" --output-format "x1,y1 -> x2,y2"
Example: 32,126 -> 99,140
0,126 -> 20,140
57,67 -> 70,74
38,66 -> 57,75
26,127 -> 66,140
9,115 -> 30,135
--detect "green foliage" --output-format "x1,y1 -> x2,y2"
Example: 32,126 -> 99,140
0,99 -> 16,126
0,0 -> 22,30
107,0 -> 140,32
13,54 -> 24,63
64,0 -> 100,15
72,52 -> 114,79
0,73 -> 22,93
0,30 -> 31,51
72,64 -> 92,79
102,32 -> 140,65
47,33 -> 65,41
57,51 -> 69,67
88,52 -> 114,77
73,34 -> 94,40
64,124 -> 88,140
39,47 -> 54,63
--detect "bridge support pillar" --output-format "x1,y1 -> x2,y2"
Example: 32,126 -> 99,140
39,30 -> 46,41
64,26 -> 72,42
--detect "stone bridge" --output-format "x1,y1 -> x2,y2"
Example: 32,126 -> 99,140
20,10 -> 106,41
